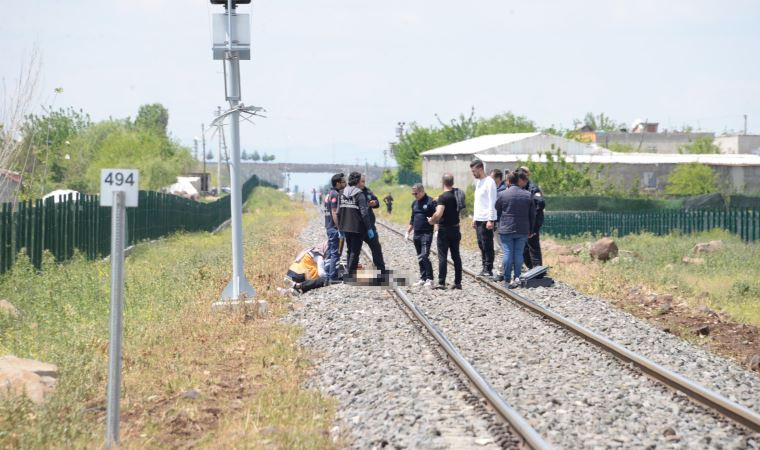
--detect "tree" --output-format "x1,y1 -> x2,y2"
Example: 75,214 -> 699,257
665,163 -> 719,195
518,149 -> 596,195
680,137 -> 719,154
241,150 -> 249,160
573,112 -> 623,132
252,150 -> 260,161
135,103 -> 169,136
267,154 -> 275,162
17,106 -> 92,190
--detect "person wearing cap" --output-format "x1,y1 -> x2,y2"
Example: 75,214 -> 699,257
470,158 -> 497,279
406,183 -> 436,286
518,166 -> 545,270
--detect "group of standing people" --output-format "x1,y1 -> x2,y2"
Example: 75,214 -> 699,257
324,171 -> 387,283
405,159 -> 544,290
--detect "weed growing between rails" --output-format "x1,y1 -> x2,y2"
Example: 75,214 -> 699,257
0,187 -> 335,448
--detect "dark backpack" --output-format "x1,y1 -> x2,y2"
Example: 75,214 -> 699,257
452,187 -> 466,215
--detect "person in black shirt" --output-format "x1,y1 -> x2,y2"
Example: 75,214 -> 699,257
427,173 -> 463,289
360,175 -> 386,274
324,173 -> 345,281
383,193 -> 394,214
406,183 -> 436,286
338,172 -> 374,279
518,166 -> 545,270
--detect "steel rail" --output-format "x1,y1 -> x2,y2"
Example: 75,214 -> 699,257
359,247 -> 552,450
375,219 -> 760,433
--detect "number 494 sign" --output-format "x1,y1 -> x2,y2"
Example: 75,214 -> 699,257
100,169 -> 139,207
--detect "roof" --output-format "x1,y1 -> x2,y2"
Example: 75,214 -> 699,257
43,189 -> 80,202
420,132 -> 541,156
474,152 -> 760,167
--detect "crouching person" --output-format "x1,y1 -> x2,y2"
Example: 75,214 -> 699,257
286,241 -> 329,294
407,183 -> 436,286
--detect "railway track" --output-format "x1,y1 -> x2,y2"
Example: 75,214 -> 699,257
359,246 -> 551,449
370,219 -> 760,445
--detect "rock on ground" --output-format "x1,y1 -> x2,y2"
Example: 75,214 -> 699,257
0,355 -> 58,404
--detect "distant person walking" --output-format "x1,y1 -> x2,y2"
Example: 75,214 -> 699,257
324,173 -> 346,282
495,170 -> 536,288
519,166 -> 545,271
406,183 -> 436,286
428,173 -> 463,289
383,193 -> 394,214
470,158 -> 498,279
311,188 -> 318,205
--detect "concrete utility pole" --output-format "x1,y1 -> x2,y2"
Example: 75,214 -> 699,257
193,137 -> 199,162
201,123 -> 207,192
217,106 -> 223,192
744,114 -> 748,135
210,0 -> 256,307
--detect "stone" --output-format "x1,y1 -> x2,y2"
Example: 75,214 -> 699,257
570,244 -> 586,256
618,250 -> 640,259
747,354 -> 760,372
182,388 -> 201,399
0,356 -> 58,404
0,300 -> 19,318
694,325 -> 710,337
656,304 -> 672,316
692,240 -> 723,254
590,238 -> 618,262
682,256 -> 705,265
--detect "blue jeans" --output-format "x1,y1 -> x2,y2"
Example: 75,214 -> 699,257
500,233 -> 528,282
326,228 -> 341,280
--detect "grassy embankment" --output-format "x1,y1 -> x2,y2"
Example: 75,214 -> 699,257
0,188 -> 334,448
375,184 -> 759,329
547,230 -> 760,328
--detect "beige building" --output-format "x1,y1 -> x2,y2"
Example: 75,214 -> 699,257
714,135 -> 760,155
421,133 -> 760,193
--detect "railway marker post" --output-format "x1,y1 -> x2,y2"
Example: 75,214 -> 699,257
100,168 -> 139,448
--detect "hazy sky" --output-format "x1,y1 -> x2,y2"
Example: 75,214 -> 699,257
3,0 -> 759,165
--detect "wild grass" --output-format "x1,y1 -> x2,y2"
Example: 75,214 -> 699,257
0,187 -> 335,448
547,229 -> 760,327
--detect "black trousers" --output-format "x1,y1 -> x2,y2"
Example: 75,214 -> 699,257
437,226 -> 462,286
300,277 -> 327,293
413,232 -> 434,281
475,221 -> 495,273
523,232 -> 543,268
363,231 -> 386,272
344,232 -> 364,277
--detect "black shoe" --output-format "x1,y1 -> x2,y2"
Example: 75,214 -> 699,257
483,272 -> 494,279
477,269 -> 487,276
433,283 -> 446,290
450,284 -> 462,290
493,274 -> 504,282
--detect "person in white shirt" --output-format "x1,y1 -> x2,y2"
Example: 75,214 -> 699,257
469,158 -> 497,278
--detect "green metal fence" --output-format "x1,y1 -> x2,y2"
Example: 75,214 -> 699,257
543,208 -> 760,241
0,175 -> 269,274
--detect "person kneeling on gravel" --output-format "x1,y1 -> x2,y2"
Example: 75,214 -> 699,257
406,183 -> 437,287
285,241 -> 329,294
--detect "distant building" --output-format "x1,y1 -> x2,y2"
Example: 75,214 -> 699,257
420,132 -> 610,187
714,135 -> 760,155
595,130 -> 715,154
0,169 -> 22,204
420,133 -> 760,194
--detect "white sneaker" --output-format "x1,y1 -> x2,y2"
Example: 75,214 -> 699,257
508,278 -> 520,289
423,279 -> 433,287
414,279 -> 426,286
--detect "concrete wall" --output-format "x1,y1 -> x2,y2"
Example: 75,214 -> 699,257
422,156 -> 760,194
595,132 -> 714,153
715,135 -> 760,155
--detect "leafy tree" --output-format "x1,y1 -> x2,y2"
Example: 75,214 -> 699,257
84,127 -> 192,191
16,107 -> 92,191
573,112 -> 623,132
241,150 -> 249,160
392,109 -> 536,175
518,149 -> 596,195
135,103 -> 169,135
665,163 -> 719,195
267,154 -> 276,162
679,136 -> 719,154
252,150 -> 261,161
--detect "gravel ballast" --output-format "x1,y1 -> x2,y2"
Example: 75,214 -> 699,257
285,218 -> 509,449
374,220 -> 759,449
